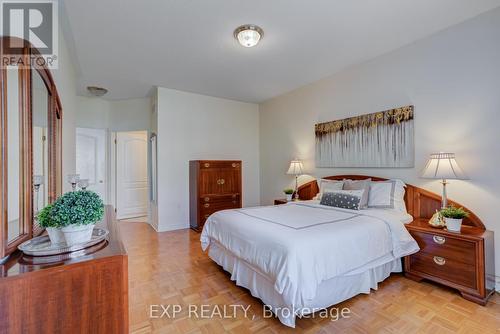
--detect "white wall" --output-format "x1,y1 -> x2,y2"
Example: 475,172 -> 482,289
53,25 -> 79,193
260,8 -> 500,287
108,98 -> 151,131
75,96 -> 110,129
155,87 -> 260,231
76,96 -> 151,131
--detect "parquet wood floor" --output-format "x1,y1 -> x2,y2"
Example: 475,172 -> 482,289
121,222 -> 500,334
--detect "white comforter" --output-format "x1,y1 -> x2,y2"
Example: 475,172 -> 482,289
200,201 -> 419,308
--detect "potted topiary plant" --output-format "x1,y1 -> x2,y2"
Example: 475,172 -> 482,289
440,206 -> 469,232
283,188 -> 294,202
51,190 -> 104,246
37,203 -> 65,245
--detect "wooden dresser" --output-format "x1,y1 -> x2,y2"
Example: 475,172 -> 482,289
189,160 -> 242,231
0,206 -> 128,333
404,218 -> 495,305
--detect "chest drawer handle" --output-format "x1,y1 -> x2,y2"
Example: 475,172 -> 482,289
204,197 -> 210,202
204,203 -> 210,208
433,256 -> 446,266
204,163 -> 210,168
433,236 -> 446,244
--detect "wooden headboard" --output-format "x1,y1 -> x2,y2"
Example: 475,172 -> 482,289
297,175 -> 485,229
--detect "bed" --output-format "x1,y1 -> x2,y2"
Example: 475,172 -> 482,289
199,175 -> 464,327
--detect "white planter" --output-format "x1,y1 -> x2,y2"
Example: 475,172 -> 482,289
61,224 -> 95,246
445,217 -> 463,232
285,194 -> 293,201
46,227 -> 65,245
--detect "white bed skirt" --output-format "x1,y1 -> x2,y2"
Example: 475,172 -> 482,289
208,241 -> 402,328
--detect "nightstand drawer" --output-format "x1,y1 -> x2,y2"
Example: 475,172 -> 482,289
411,231 -> 476,265
408,252 -> 476,289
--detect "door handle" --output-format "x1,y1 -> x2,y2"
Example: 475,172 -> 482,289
99,180 -> 104,184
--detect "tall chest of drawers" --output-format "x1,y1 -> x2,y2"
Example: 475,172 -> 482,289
404,218 -> 495,305
189,160 -> 242,231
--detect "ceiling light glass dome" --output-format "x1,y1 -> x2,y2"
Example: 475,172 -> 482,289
234,25 -> 264,48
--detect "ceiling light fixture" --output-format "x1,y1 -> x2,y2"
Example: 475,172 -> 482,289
234,24 -> 264,48
87,86 -> 108,97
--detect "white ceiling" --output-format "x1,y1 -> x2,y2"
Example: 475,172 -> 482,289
62,0 -> 500,103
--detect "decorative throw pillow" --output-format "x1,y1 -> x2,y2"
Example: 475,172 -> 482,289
320,190 -> 364,210
313,179 -> 344,200
343,179 -> 371,208
368,179 -> 407,212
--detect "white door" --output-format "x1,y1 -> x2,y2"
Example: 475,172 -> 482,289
76,128 -> 107,202
116,131 -> 148,219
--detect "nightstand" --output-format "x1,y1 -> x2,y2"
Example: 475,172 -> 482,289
404,218 -> 495,305
274,199 -> 288,205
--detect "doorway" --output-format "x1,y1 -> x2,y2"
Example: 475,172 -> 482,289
114,131 -> 148,220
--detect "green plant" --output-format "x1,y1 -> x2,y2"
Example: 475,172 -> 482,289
37,204 -> 57,228
440,206 -> 470,219
283,188 -> 294,195
50,190 -> 104,227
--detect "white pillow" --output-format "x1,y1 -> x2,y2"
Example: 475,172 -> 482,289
368,179 -> 407,212
343,179 -> 371,209
313,179 -> 344,200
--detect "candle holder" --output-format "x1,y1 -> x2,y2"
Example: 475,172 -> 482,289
67,174 -> 80,191
78,179 -> 90,190
33,175 -> 44,214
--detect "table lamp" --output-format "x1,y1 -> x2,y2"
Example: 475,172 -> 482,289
287,159 -> 304,201
421,152 -> 468,208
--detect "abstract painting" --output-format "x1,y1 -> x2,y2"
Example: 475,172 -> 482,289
315,105 -> 414,168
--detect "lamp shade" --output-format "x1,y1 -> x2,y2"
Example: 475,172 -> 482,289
421,153 -> 468,180
286,160 -> 304,176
